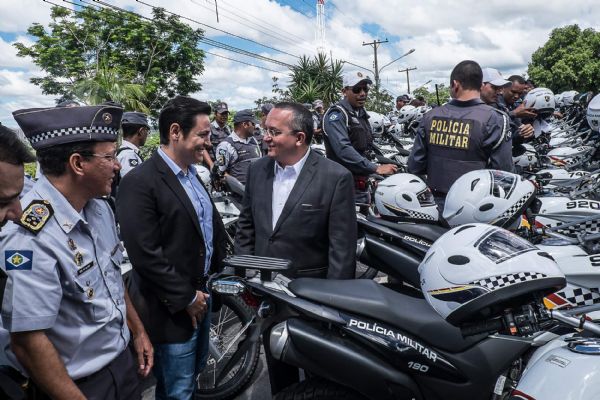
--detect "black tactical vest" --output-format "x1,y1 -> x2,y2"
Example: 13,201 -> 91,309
323,101 -> 373,166
223,136 -> 261,185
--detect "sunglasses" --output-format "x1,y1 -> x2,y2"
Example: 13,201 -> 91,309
351,85 -> 370,94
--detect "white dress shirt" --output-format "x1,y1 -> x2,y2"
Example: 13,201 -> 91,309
272,149 -> 311,229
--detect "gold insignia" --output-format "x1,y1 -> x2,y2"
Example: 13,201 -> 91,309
67,238 -> 77,251
17,200 -> 53,235
545,95 -> 550,102
102,112 -> 113,124
74,252 -> 83,267
86,287 -> 94,299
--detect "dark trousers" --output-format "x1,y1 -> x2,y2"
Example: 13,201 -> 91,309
28,346 -> 141,400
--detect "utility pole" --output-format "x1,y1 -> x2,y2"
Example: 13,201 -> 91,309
398,66 -> 417,93
363,39 -> 388,88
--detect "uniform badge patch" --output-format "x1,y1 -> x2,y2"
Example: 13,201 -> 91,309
5,250 -> 33,271
329,113 -> 338,121
129,159 -> 139,167
17,200 -> 53,235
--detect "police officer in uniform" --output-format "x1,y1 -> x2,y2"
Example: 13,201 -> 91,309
215,109 -> 262,185
210,102 -> 232,149
323,71 -> 397,204
2,104 -> 153,400
408,60 -> 513,208
117,111 -> 150,178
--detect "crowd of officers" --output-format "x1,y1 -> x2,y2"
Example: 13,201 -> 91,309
0,59 -> 539,400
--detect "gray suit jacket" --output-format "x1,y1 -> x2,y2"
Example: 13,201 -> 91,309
235,150 -> 357,279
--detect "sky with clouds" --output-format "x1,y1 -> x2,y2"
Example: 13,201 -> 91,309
0,0 -> 598,126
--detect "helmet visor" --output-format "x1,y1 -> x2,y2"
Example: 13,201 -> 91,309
490,171 -> 516,199
417,187 -> 436,207
477,228 -> 536,264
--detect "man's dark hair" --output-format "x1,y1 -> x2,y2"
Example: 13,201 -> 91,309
508,75 -> 527,85
450,60 -> 483,91
273,102 -> 314,144
0,125 -> 36,165
122,124 -> 145,138
37,142 -> 96,176
158,96 -> 212,145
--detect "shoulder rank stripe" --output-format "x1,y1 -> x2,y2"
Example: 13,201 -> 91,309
17,200 -> 54,235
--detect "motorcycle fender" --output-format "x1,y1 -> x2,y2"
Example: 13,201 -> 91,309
276,317 -> 423,400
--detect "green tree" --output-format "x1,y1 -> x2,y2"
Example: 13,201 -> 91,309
288,53 -> 343,107
528,25 -> 600,93
365,86 -> 394,114
14,5 -> 205,116
412,84 -> 451,106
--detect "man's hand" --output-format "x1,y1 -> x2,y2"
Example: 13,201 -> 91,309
375,164 -> 398,175
132,331 -> 154,377
519,124 -> 534,139
512,103 -> 537,119
186,291 -> 210,329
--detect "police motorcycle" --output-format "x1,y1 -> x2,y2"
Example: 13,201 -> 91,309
208,225 -> 600,399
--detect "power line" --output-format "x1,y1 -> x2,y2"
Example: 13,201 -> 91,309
203,50 -> 286,74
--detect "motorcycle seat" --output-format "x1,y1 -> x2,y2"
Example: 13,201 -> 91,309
288,278 -> 482,353
365,215 -> 448,243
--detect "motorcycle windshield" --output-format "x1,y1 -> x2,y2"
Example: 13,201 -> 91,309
490,171 -> 517,199
476,229 -> 536,264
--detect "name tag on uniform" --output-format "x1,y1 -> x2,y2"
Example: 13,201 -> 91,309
428,117 -> 474,150
77,261 -> 95,276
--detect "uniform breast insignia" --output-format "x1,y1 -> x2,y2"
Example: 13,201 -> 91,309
74,252 -> 84,267
86,287 -> 94,299
17,200 -> 54,235
129,159 -> 139,167
4,250 -> 33,271
428,117 -> 474,150
67,238 -> 77,251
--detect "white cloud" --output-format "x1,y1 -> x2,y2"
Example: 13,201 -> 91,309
1,0 -> 599,118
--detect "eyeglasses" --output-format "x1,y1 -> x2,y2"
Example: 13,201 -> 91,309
351,85 -> 370,94
264,128 -> 300,137
80,152 -> 119,162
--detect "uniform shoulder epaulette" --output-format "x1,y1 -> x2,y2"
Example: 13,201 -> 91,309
16,199 -> 54,235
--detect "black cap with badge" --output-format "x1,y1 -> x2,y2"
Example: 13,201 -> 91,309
233,109 -> 259,125
12,105 -> 123,150
121,111 -> 149,128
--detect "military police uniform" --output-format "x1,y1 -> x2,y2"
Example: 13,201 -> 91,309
323,97 -> 377,203
2,105 -> 141,399
117,140 -> 144,178
215,110 -> 262,185
408,98 -> 513,204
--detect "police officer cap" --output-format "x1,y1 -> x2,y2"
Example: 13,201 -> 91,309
233,109 -> 259,125
215,102 -> 229,114
481,68 -> 511,87
13,104 -> 123,150
121,111 -> 149,128
313,99 -> 324,108
260,103 -> 274,115
396,94 -> 410,102
342,71 -> 373,88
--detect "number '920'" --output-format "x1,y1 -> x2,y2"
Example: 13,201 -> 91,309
566,201 -> 600,210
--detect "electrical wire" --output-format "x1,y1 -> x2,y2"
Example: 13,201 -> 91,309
203,50 -> 287,74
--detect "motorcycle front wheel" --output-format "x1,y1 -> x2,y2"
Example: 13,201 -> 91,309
195,295 -> 260,400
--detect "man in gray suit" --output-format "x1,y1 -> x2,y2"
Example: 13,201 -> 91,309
235,102 -> 356,280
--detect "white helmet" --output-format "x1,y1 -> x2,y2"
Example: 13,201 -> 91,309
523,87 -> 555,118
367,111 -> 387,135
443,170 -> 536,228
419,223 -> 565,325
554,93 -> 564,108
412,105 -> 431,124
196,164 -> 212,186
587,93 -> 600,132
513,144 -> 538,169
561,90 -> 579,106
375,173 -> 438,221
397,105 -> 416,124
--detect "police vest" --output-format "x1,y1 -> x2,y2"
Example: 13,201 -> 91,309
424,102 -> 508,194
223,136 -> 261,185
323,102 -> 373,167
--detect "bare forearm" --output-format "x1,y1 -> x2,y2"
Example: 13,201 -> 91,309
11,331 -> 85,400
125,289 -> 144,336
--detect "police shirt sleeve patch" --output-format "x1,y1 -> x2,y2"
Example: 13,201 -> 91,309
5,250 -> 33,271
17,200 -> 54,235
428,117 -> 474,150
129,159 -> 139,167
329,113 -> 339,121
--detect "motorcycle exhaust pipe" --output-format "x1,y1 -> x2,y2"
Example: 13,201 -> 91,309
270,318 -> 423,400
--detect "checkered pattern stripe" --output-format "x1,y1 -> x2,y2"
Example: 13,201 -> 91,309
557,287 -> 600,307
497,193 -> 533,220
29,126 -> 118,145
552,219 -> 600,237
405,209 -> 437,221
470,272 -> 547,291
